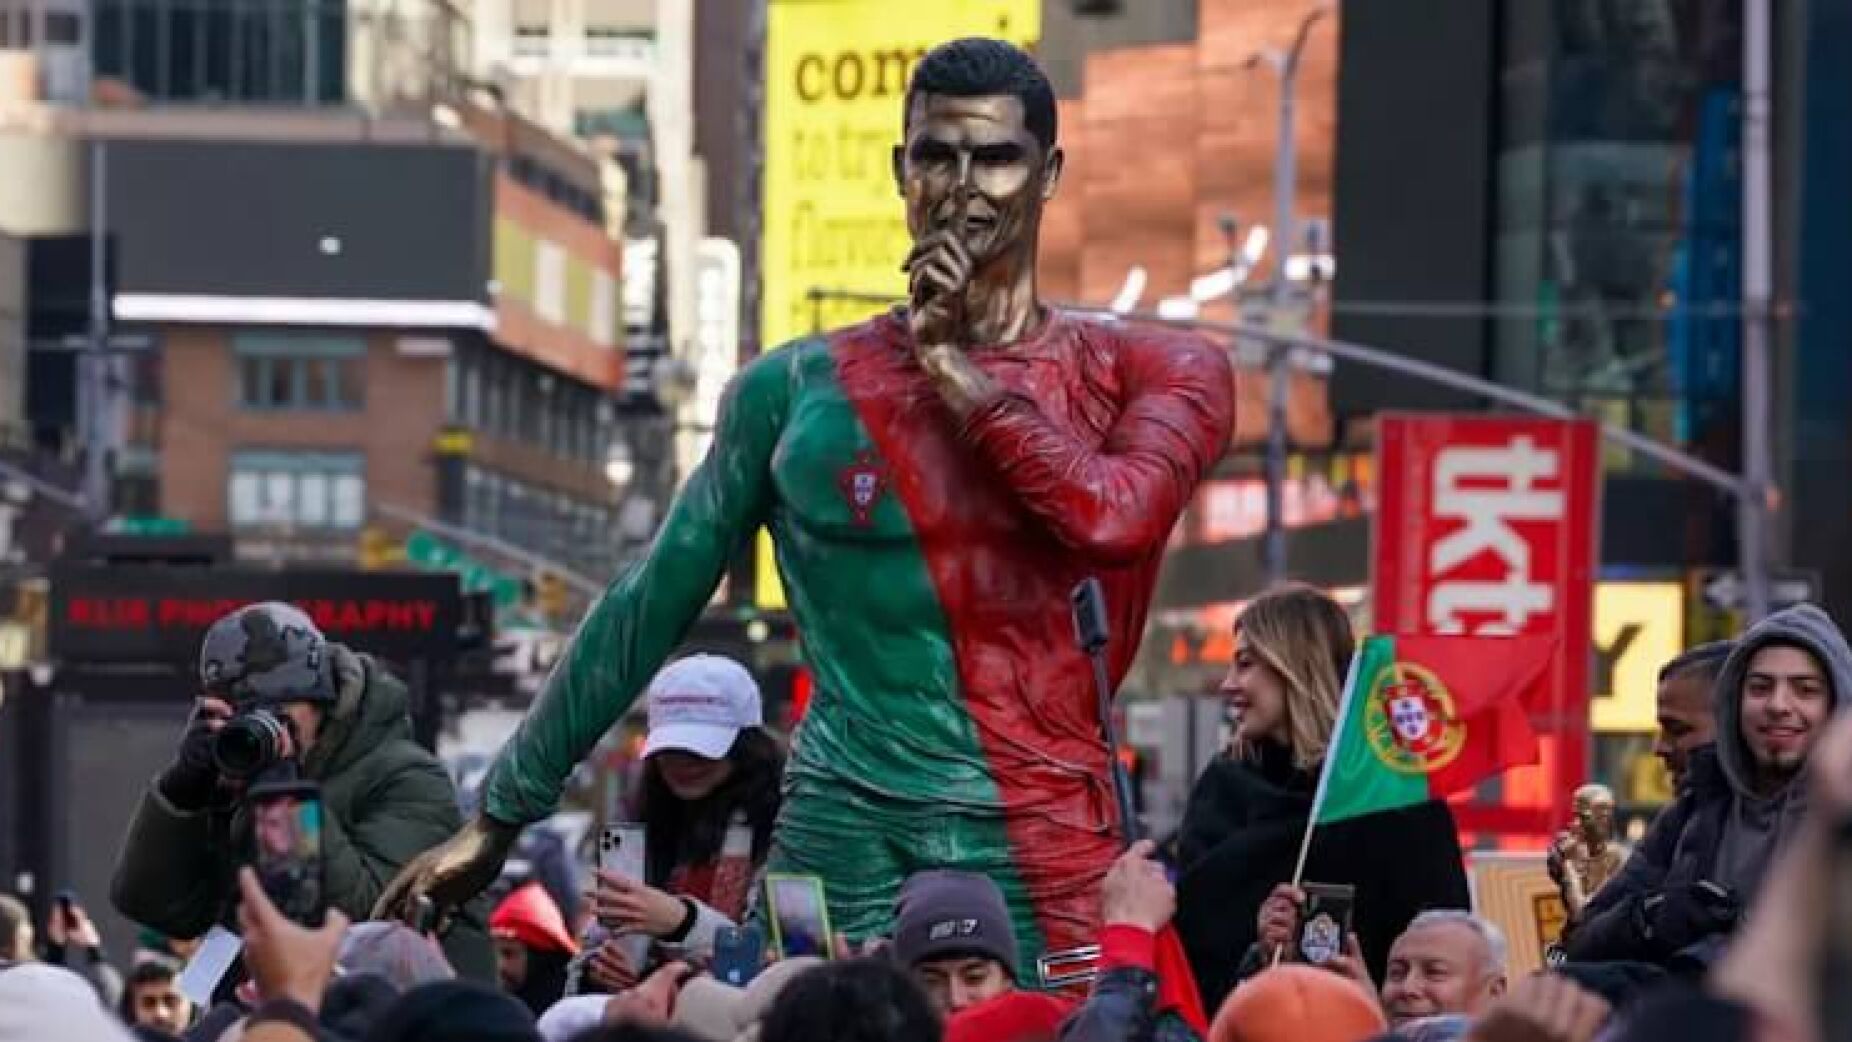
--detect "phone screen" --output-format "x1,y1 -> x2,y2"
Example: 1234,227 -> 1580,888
1295,883 -> 1355,966
712,925 -> 766,987
251,789 -> 325,927
766,874 -> 832,960
599,824 -> 647,881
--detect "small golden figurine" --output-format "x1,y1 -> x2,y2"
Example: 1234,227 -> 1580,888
1548,784 -> 1629,920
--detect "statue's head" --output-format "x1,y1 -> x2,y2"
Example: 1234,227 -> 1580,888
892,38 -> 1063,268
1571,784 -> 1616,838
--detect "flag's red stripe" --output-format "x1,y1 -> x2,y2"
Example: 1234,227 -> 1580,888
1393,635 -> 1555,796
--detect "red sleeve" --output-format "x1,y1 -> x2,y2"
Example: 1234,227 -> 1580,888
1098,924 -> 1158,972
958,328 -> 1234,565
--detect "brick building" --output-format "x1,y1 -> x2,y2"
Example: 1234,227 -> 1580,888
1035,0 -> 1338,456
3,104 -> 631,577
1038,0 -> 1338,322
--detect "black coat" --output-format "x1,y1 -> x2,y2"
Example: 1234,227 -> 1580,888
1060,965 -> 1203,1042
1562,746 -> 1740,970
1174,742 -> 1471,1010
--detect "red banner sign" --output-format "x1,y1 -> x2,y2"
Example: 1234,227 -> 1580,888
1372,414 -> 1600,844
48,566 -> 463,663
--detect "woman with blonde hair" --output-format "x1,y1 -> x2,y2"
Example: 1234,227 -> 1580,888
1172,584 -> 1470,1011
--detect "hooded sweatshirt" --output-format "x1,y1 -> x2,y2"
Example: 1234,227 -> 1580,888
1707,603 -> 1852,899
1564,603 -> 1852,970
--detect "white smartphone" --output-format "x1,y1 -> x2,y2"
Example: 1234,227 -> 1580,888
598,823 -> 653,964
176,925 -> 242,1007
599,823 -> 647,881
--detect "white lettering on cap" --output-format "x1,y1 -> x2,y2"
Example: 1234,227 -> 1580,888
927,919 -> 980,942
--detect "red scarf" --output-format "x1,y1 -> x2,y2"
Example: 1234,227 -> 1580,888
662,825 -> 755,922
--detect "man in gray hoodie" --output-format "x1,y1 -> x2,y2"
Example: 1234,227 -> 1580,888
1563,603 -> 1851,974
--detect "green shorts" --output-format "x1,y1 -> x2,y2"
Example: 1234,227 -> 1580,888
763,772 -> 1051,970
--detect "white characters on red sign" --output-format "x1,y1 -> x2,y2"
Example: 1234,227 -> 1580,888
1425,434 -> 1564,635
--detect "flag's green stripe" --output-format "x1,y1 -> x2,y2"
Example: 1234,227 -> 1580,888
1317,635 -> 1432,824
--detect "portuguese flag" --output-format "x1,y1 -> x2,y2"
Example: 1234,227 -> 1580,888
1310,633 -> 1555,826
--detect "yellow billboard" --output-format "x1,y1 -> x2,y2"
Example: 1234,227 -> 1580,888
756,0 -> 1041,608
761,0 -> 1040,350
1592,581 -> 1684,733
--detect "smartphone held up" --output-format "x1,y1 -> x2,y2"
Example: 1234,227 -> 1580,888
1292,883 -> 1356,966
248,781 -> 326,928
600,823 -> 648,881
711,924 -> 765,987
764,874 -> 833,961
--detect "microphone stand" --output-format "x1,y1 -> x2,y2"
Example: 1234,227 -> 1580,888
1073,577 -> 1141,847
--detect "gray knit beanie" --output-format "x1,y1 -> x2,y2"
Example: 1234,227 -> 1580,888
891,870 -> 1020,980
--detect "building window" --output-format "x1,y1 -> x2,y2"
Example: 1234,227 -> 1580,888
234,332 -> 365,411
44,11 -> 81,43
591,270 -> 618,346
1491,0 -> 1742,469
462,461 -> 617,573
92,0 -> 347,103
582,26 -> 639,57
228,450 -> 365,529
462,354 -> 482,426
534,240 -> 567,326
514,24 -> 549,56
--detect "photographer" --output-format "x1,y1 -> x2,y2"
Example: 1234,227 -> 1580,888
109,602 -> 492,980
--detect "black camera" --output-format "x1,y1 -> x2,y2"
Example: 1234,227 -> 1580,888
213,708 -> 293,780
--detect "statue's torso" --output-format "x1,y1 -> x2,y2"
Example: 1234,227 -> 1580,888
760,313 -> 1166,813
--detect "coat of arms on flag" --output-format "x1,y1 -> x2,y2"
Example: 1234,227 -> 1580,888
1310,634 -> 1556,827
1364,662 -> 1467,774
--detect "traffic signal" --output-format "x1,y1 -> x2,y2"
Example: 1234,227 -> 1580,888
358,526 -> 400,570
536,571 -> 570,620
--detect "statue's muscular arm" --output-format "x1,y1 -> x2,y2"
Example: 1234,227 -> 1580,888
931,330 -> 1234,565
481,352 -> 792,825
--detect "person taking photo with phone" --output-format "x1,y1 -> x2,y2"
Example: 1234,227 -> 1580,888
42,892 -> 124,1008
1173,584 -> 1471,1010
109,602 -> 492,980
577,655 -> 784,992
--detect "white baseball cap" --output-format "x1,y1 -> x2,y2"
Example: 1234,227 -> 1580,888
641,654 -> 764,761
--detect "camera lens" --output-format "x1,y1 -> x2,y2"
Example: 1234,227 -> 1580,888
214,709 -> 287,779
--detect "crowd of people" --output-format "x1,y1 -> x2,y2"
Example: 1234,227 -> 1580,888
13,29 -> 1852,1042
2,586 -> 1851,1042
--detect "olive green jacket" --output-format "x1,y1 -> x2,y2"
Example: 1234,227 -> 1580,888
109,646 -> 493,980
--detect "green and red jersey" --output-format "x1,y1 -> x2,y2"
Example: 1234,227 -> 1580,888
484,308 -> 1233,959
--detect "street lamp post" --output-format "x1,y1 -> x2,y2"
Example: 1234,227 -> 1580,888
1247,4 -> 1331,587
82,139 -> 111,524
1739,0 -> 1774,621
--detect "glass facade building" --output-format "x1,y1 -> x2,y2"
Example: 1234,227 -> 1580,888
1493,0 -> 1744,473
87,0 -> 466,105
92,0 -> 347,103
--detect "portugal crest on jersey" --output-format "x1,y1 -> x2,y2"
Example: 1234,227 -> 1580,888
837,450 -> 889,526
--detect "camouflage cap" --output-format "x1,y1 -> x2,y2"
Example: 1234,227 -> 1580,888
198,601 -> 334,704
